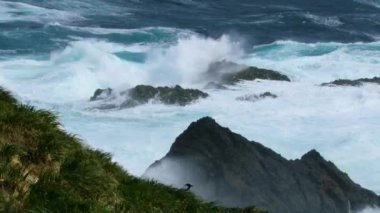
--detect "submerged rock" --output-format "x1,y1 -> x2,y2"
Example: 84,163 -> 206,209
236,92 -> 277,102
144,117 -> 380,213
204,82 -> 228,90
90,85 -> 209,109
206,61 -> 245,77
90,88 -> 113,101
206,61 -> 291,85
222,66 -> 291,84
321,77 -> 380,87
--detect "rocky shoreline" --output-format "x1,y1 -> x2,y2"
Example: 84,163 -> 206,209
3,59 -> 378,212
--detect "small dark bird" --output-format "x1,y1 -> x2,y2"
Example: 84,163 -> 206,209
184,183 -> 193,191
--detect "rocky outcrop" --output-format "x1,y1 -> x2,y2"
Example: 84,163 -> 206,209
321,77 -> 380,87
236,92 -> 277,102
206,61 -> 291,85
90,88 -> 114,101
90,85 -> 209,109
122,85 -> 209,107
144,117 -> 380,213
222,67 -> 290,84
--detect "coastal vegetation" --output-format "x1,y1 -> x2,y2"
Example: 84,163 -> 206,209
0,87 -> 262,212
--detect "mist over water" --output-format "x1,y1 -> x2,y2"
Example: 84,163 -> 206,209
0,0 -> 380,196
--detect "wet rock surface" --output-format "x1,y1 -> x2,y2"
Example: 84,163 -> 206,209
321,77 -> 380,87
206,61 -> 291,85
90,85 -> 209,109
222,66 -> 291,84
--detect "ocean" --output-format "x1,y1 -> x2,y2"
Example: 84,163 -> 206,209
0,0 -> 380,194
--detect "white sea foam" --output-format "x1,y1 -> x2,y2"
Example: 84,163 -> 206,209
145,34 -> 243,86
0,35 -> 242,102
53,80 -> 380,194
303,13 -> 343,27
355,0 -> 380,8
62,25 -> 194,38
0,42 -> 124,102
1,36 -> 380,194
358,206 -> 380,213
244,40 -> 380,82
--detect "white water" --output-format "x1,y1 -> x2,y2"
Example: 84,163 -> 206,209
359,207 -> 380,213
356,0 -> 380,8
0,34 -> 380,195
303,13 -> 343,27
245,40 -> 380,82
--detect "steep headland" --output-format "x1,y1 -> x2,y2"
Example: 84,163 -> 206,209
144,117 -> 380,213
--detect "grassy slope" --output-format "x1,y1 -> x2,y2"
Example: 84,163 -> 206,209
0,88 -> 264,213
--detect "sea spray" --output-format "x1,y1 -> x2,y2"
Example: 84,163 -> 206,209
1,0 -> 380,198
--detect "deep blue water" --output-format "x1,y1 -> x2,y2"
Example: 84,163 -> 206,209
1,0 -> 380,56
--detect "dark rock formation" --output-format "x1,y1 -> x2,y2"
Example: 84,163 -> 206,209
144,117 -> 380,213
90,85 -> 209,109
236,92 -> 277,102
206,61 -> 291,85
122,85 -> 209,107
90,88 -> 113,101
222,67 -> 291,84
321,77 -> 380,87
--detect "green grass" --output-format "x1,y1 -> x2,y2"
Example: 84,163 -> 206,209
0,87 -> 265,213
